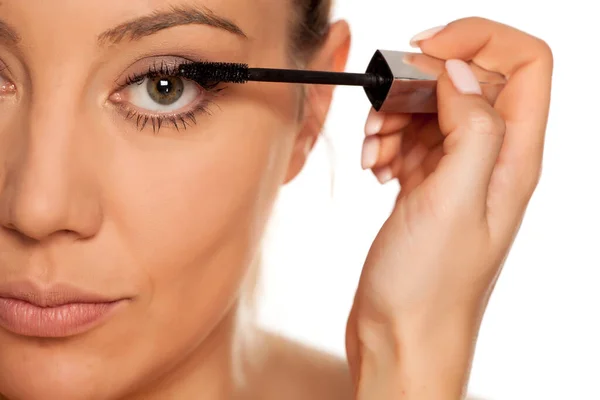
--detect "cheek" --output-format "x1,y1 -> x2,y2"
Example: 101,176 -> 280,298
108,119 -> 290,271
101,105 -> 296,333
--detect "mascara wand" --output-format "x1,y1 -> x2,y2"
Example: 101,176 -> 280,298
178,50 -> 506,113
179,62 -> 390,88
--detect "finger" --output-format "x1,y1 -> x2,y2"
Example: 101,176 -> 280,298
361,132 -> 402,170
400,167 -> 426,198
367,118 -> 443,183
395,142 -> 443,188
406,116 -> 444,150
393,118 -> 443,179
394,145 -> 443,204
422,144 -> 444,177
433,60 -> 506,213
371,164 -> 394,185
364,107 -> 412,136
413,17 -> 553,78
413,17 -> 553,197
395,143 -> 428,184
370,139 -> 428,185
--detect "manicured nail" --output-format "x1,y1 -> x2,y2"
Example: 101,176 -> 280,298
365,109 -> 384,135
375,167 -> 393,184
409,25 -> 446,48
361,136 -> 380,169
445,59 -> 482,95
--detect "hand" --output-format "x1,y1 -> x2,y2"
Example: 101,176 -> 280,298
344,17 -> 553,399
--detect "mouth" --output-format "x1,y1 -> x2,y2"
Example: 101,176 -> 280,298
0,281 -> 130,338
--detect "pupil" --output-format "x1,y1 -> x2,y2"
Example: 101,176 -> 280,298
157,79 -> 172,95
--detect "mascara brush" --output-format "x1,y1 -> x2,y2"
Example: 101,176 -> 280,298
178,50 -> 507,113
179,63 -> 389,87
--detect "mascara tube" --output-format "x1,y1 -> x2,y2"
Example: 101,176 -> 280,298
363,50 -> 506,113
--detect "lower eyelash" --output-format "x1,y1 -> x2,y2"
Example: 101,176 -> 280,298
120,103 -> 211,133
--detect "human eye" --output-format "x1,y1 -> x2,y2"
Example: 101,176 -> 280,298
110,59 -> 220,133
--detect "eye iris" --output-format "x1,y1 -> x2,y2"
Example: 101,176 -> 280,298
147,76 -> 184,105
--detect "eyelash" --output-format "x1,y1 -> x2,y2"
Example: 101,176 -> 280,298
121,107 -> 202,133
115,60 -> 222,133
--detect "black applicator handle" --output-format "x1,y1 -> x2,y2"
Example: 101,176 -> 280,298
248,68 -> 386,88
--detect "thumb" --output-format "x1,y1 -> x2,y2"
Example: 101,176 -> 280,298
434,59 -> 506,214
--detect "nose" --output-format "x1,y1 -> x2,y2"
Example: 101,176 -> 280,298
0,101 -> 102,242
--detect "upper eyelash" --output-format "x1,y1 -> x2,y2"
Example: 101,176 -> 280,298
121,60 -> 191,88
120,60 -> 222,91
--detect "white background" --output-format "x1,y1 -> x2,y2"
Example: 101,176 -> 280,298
257,1 -> 600,399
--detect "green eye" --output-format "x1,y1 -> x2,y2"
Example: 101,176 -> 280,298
146,76 -> 184,105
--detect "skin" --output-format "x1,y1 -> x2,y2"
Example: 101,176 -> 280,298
0,1 -> 351,399
0,0 -> 553,399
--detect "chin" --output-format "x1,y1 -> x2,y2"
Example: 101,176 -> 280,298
1,380 -> 98,400
1,385 -> 99,400
0,351 -> 124,400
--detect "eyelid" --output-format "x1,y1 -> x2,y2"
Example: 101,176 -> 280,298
113,55 -> 196,90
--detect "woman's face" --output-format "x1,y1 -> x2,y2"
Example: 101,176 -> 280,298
0,1 -> 346,398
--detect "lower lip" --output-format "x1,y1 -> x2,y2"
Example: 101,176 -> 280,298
0,297 -> 124,338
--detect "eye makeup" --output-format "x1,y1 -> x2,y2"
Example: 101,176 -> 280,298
110,58 -> 224,133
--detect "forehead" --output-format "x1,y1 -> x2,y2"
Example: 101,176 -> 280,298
0,0 -> 291,57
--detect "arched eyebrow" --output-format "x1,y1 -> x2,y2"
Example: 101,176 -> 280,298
97,5 -> 247,46
0,19 -> 20,45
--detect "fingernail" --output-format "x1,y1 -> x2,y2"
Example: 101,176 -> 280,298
365,109 -> 384,135
409,25 -> 446,48
361,136 -> 380,169
375,167 -> 393,184
445,59 -> 482,95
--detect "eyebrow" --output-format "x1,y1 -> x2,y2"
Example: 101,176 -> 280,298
97,5 -> 247,45
0,19 -> 21,45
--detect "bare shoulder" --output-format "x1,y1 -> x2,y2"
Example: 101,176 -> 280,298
254,329 -> 353,400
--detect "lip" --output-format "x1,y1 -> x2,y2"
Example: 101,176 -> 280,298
0,281 -> 128,338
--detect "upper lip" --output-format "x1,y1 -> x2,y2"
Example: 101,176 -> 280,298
0,280 -> 121,308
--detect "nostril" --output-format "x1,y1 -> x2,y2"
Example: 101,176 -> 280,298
1,223 -> 78,243
0,223 -> 38,245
